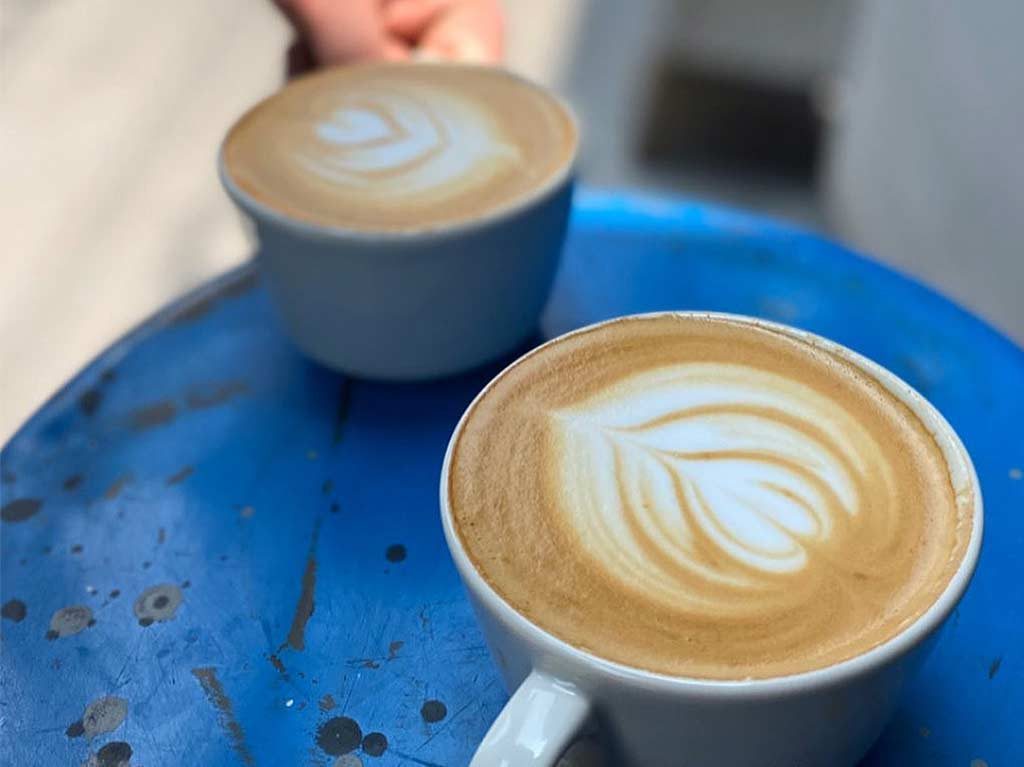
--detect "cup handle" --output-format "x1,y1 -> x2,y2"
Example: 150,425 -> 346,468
470,669 -> 591,766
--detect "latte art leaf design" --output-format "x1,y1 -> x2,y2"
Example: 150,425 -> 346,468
551,363 -> 894,613
297,87 -> 520,199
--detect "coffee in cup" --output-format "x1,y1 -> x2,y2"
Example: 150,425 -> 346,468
220,64 -> 578,379
447,312 -> 974,680
222,63 -> 576,232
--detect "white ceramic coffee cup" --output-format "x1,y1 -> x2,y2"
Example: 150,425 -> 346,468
439,312 -> 983,767
218,82 -> 577,380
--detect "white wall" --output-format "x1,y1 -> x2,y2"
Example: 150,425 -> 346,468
828,0 -> 1024,342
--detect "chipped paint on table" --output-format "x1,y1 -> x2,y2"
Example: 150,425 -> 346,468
2,190 -> 1022,766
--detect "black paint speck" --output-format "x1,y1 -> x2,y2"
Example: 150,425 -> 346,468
96,740 -> 132,767
169,270 -> 258,325
330,502 -> 341,513
142,561 -> 152,570
103,475 -> 131,500
66,719 -> 85,737
63,474 -> 84,491
186,380 -> 248,410
322,479 -> 334,494
109,589 -> 121,599
316,716 -> 362,756
129,400 -> 177,430
43,545 -> 53,555
153,595 -> 170,609
181,580 -> 191,589
219,554 -> 229,562
166,465 -> 194,485
1,599 -> 26,622
139,617 -> 154,627
71,544 -> 83,555
101,368 -> 117,384
421,700 -> 447,723
989,657 -> 1002,679
1,497 -> 42,523
385,544 -> 406,563
45,630 -> 58,640
78,387 -> 103,416
362,732 -> 388,757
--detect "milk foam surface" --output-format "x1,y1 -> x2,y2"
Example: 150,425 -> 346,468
448,315 -> 972,679
223,64 -> 575,231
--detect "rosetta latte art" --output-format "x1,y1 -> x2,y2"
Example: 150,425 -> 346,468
449,315 -> 968,678
222,64 -> 575,230
298,87 -> 520,201
551,362 -> 896,615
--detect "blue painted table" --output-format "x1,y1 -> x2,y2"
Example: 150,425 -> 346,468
2,191 -> 1021,767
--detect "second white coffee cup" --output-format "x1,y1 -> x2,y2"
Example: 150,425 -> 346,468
219,64 -> 578,380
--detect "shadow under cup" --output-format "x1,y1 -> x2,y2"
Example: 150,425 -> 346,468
439,312 -> 984,767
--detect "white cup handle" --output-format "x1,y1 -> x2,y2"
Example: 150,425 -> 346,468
470,670 -> 591,766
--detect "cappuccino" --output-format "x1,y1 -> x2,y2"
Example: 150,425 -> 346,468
448,314 -> 972,679
222,63 -> 576,231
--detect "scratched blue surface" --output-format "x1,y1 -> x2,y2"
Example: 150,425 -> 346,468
1,190 -> 1021,766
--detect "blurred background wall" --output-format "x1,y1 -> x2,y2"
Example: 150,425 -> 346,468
2,0 -> 1021,443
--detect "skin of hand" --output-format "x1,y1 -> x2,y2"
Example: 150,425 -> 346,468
273,0 -> 504,76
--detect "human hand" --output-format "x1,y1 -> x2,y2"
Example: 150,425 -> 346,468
274,0 -> 504,77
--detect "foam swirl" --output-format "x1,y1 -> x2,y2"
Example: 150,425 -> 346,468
297,86 -> 520,201
448,315 -> 969,678
223,64 -> 575,230
551,363 -> 895,615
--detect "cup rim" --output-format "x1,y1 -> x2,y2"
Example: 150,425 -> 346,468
439,311 -> 984,700
218,61 -> 579,243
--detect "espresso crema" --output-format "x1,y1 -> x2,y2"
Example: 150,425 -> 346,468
448,315 -> 972,679
222,63 -> 576,231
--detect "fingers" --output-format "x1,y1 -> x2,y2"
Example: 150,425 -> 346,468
285,37 -> 316,78
382,38 -> 413,62
273,0 -> 406,65
273,0 -> 500,70
384,0 -> 454,41
417,1 -> 504,63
